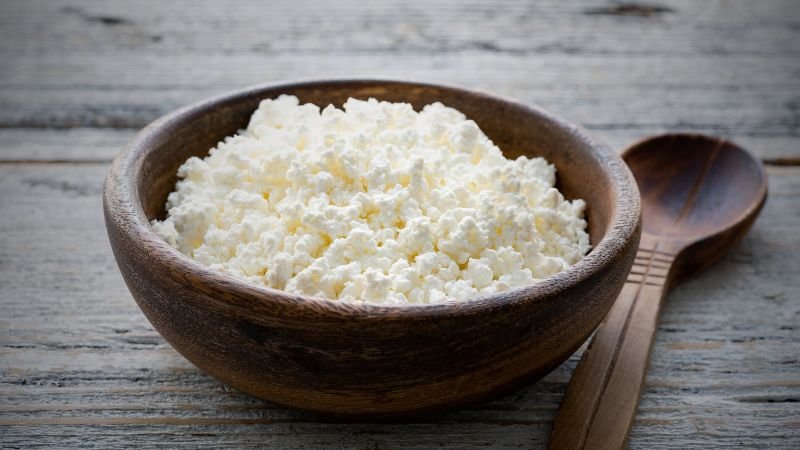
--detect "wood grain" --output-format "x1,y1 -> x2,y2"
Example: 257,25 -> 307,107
1,0 -> 799,446
2,53 -> 798,139
2,0 -> 797,57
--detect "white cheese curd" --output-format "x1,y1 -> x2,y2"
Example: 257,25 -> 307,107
152,95 -> 590,304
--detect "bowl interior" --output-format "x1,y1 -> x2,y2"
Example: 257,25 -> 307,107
138,81 -> 615,254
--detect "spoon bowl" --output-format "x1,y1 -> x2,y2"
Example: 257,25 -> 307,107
624,134 -> 768,280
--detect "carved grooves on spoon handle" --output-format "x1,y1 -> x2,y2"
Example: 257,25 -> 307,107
548,236 -> 676,450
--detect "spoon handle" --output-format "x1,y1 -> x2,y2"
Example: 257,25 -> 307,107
548,237 -> 676,450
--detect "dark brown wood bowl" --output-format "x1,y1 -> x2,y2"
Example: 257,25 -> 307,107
103,80 -> 641,419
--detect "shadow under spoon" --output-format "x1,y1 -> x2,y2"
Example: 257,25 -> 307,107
548,133 -> 768,450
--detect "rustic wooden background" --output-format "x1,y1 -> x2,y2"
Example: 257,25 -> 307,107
1,0 -> 798,448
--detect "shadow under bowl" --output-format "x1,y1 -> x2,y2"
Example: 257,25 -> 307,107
103,79 -> 641,419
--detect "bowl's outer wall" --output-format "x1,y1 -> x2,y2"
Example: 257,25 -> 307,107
104,80 -> 641,418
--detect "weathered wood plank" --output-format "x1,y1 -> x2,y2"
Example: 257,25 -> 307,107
0,128 -> 134,162
1,53 -> 798,139
1,164 -> 798,447
1,0 -> 798,57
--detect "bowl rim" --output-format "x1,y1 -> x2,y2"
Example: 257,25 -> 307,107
104,78 -> 641,319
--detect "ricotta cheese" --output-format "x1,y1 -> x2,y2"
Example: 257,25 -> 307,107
152,95 -> 590,304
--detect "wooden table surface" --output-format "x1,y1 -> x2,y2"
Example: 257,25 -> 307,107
1,0 -> 798,448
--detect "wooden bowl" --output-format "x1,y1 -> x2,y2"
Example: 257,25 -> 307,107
103,80 -> 641,419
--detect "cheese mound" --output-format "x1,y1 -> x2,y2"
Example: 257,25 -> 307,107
152,95 -> 590,304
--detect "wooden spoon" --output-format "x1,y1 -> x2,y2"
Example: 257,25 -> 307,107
548,134 -> 768,450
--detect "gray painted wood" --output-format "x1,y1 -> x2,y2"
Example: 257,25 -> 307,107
0,128 -> 135,162
2,53 -> 798,143
1,0 -> 798,447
